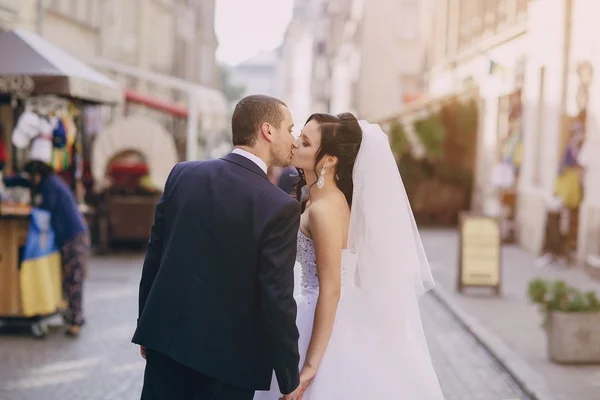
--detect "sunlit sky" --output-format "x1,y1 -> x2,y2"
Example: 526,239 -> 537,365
215,0 -> 294,66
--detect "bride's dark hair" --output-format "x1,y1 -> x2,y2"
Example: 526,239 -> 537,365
295,112 -> 363,211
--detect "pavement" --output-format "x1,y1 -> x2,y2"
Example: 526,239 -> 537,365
0,249 -> 531,399
422,229 -> 600,400
0,254 -> 144,400
422,294 -> 528,399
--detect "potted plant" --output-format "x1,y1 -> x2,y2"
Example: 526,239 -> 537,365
528,278 -> 600,364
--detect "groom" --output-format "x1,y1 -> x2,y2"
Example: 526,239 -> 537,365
133,95 -> 302,400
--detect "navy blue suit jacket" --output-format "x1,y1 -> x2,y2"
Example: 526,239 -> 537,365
132,153 -> 301,394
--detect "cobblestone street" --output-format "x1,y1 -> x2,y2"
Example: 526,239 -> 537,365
422,229 -> 600,400
0,253 -> 529,400
422,295 -> 528,400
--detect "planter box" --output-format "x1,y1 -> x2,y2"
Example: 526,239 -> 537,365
548,311 -> 600,364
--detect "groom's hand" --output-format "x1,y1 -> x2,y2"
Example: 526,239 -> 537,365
139,345 -> 147,360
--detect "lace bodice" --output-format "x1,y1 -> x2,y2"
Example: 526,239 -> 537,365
296,230 -> 357,294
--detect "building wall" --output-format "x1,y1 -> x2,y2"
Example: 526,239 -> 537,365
4,0 -> 217,89
357,0 -> 404,120
288,30 -> 316,126
172,0 -> 218,88
329,42 -> 356,115
569,0 -> 600,263
0,0 -> 32,31
517,0 -> 570,254
309,0 -> 332,113
426,0 -> 529,218
279,1 -> 321,125
196,0 -> 219,88
426,0 -> 600,261
230,60 -> 278,99
42,10 -> 99,60
327,0 -> 430,121
99,0 -> 141,67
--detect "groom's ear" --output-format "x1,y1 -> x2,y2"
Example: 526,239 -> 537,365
259,122 -> 274,143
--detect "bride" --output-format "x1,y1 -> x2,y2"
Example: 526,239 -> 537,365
254,113 -> 445,400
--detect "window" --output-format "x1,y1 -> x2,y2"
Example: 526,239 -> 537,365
398,1 -> 418,40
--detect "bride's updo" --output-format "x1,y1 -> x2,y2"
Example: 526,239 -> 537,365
295,112 -> 363,210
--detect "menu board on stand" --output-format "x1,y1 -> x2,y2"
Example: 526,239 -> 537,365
457,213 -> 503,295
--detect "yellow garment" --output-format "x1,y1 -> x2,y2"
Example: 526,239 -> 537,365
512,141 -> 522,167
554,167 -> 583,209
19,252 -> 62,317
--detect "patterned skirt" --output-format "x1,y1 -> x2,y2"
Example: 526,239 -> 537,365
60,231 -> 91,326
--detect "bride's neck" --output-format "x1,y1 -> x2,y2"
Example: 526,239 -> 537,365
304,169 -> 318,189
303,169 -> 336,202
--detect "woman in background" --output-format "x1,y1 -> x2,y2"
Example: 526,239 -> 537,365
25,160 -> 90,337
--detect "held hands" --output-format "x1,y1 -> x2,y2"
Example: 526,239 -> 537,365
280,365 -> 317,400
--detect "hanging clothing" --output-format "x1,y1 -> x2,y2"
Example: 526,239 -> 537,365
50,114 -> 77,172
12,109 -> 77,171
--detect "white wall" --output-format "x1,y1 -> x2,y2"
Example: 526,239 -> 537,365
517,0 -> 569,254
357,0 -> 427,120
288,31 -> 315,127
570,0 -> 600,262
0,0 -> 26,30
329,47 -> 353,115
42,12 -> 98,60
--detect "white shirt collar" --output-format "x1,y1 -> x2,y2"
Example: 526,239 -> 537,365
231,148 -> 268,174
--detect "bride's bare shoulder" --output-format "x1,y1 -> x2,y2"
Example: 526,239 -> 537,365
305,196 -> 347,234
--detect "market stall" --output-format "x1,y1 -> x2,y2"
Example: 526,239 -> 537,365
85,57 -> 228,249
0,29 -> 121,337
91,115 -> 177,247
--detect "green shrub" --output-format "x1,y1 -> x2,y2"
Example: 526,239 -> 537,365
527,278 -> 600,328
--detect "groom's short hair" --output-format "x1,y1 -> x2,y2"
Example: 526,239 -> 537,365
232,95 -> 287,147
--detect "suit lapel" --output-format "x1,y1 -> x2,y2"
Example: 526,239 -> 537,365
222,153 -> 269,181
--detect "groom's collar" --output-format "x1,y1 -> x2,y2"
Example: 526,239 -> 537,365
222,152 -> 269,180
231,148 -> 268,174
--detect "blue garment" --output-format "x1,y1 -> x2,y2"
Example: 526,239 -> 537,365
277,167 -> 299,195
39,175 -> 87,248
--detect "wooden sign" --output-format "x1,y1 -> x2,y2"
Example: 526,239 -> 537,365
457,213 -> 502,295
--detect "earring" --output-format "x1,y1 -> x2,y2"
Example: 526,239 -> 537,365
317,165 -> 326,189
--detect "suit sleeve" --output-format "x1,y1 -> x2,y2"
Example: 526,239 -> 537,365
137,164 -> 178,323
258,200 -> 302,395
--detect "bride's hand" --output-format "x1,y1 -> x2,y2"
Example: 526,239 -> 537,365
278,367 -> 317,400
298,365 -> 317,398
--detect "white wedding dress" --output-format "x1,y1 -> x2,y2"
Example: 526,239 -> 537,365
253,232 -> 445,400
254,121 -> 445,400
